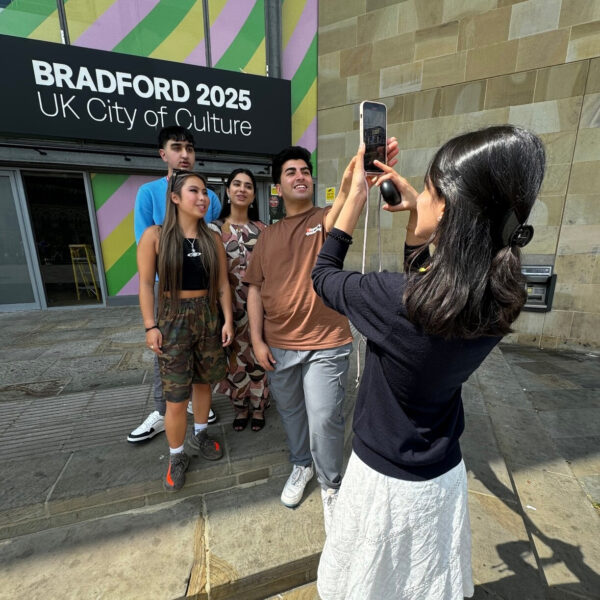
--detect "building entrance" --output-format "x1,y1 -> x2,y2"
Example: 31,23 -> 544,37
0,169 -> 104,311
21,172 -> 102,308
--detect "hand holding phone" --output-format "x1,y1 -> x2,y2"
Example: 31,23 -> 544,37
360,101 -> 387,174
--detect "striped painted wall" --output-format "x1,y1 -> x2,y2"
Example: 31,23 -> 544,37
91,173 -> 154,297
282,0 -> 317,166
0,0 -> 317,297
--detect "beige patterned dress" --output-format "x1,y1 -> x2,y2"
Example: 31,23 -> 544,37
210,219 -> 269,411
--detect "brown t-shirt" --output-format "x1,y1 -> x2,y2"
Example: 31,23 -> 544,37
243,206 -> 352,350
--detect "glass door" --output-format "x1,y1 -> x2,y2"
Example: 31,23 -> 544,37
0,171 -> 40,310
21,172 -> 103,307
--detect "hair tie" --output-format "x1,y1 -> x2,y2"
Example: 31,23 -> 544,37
500,210 -> 534,248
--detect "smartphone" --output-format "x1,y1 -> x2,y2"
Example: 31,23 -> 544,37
360,101 -> 387,173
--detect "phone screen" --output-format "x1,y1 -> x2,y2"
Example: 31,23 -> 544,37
361,101 -> 387,173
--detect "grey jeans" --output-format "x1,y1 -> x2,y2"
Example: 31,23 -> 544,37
268,343 -> 352,490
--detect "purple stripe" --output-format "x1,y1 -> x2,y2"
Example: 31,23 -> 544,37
118,272 -> 139,296
296,116 -> 316,153
185,45 -> 207,66
185,0 -> 253,65
283,0 -> 317,79
97,175 -> 155,241
73,0 -> 160,51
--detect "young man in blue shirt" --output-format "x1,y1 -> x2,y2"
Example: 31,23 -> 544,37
128,126 -> 222,443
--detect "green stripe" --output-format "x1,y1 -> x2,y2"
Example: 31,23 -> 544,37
290,33 -> 316,114
0,0 -> 56,38
112,0 -> 195,57
215,0 -> 264,72
105,243 -> 137,295
311,149 -> 317,178
91,173 -> 129,211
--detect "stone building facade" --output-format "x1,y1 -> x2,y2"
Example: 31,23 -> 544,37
317,0 -> 600,350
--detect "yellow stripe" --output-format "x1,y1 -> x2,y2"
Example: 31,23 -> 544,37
65,0 -> 118,42
150,0 -> 205,62
292,79 -> 316,144
243,38 -> 266,75
282,0 -> 305,49
28,9 -> 62,43
101,212 -> 134,271
208,0 -> 228,25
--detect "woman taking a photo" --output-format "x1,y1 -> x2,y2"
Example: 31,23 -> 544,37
210,169 -> 269,432
138,170 -> 234,492
312,126 -> 545,599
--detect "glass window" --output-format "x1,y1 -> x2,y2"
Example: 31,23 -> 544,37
0,174 -> 36,305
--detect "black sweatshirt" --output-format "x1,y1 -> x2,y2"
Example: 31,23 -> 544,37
312,228 -> 500,481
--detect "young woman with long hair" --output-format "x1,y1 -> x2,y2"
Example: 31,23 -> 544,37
138,170 -> 234,492
312,125 -> 545,599
210,168 -> 269,432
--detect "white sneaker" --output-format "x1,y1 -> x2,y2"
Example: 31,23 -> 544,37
186,403 -> 217,424
280,464 -> 314,508
321,488 -> 339,536
127,410 -> 165,443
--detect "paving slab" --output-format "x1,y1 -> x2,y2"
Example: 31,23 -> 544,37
0,497 -> 200,600
537,407 -> 600,439
462,412 -> 517,504
528,389 -> 600,411
469,491 -> 547,600
0,358 -> 58,385
462,379 -> 489,416
194,474 -> 325,600
0,378 -> 70,401
0,453 -> 70,526
266,582 -> 319,599
485,402 -> 574,476
511,468 -> 600,599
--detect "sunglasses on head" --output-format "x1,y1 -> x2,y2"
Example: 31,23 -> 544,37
169,169 -> 196,191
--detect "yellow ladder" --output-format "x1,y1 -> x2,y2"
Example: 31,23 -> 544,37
69,244 -> 100,301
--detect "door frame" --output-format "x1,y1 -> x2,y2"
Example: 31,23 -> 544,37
1,167 -> 108,311
0,168 -> 43,311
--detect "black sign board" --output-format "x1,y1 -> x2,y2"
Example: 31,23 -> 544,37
0,34 -> 291,155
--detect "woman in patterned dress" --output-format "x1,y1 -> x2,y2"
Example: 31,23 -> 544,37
210,169 -> 269,431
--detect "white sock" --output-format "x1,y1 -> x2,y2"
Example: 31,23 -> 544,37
194,423 -> 208,435
169,445 -> 184,455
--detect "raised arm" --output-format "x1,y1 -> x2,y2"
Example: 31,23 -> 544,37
247,284 -> 275,371
325,136 -> 399,232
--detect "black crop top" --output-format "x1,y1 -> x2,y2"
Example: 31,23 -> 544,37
181,238 -> 209,290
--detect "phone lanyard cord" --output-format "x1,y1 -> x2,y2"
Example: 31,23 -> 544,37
354,186 -> 383,388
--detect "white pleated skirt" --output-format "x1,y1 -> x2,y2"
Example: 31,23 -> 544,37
317,452 -> 474,600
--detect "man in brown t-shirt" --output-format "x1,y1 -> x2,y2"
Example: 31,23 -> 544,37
244,146 -> 354,532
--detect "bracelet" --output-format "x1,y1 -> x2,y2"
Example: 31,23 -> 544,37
145,325 -> 159,332
328,230 -> 353,245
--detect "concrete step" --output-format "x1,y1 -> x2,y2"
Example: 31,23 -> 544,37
1,474 -> 326,600
0,384 -> 357,541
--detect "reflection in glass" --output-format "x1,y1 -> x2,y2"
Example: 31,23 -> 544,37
0,175 -> 35,305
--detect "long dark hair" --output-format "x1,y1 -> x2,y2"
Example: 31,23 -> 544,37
218,168 -> 260,221
405,125 -> 546,339
158,171 -> 219,315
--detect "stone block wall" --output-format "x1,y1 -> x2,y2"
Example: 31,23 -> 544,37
317,0 -> 600,350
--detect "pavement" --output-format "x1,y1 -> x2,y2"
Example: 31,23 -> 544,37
0,306 -> 599,600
